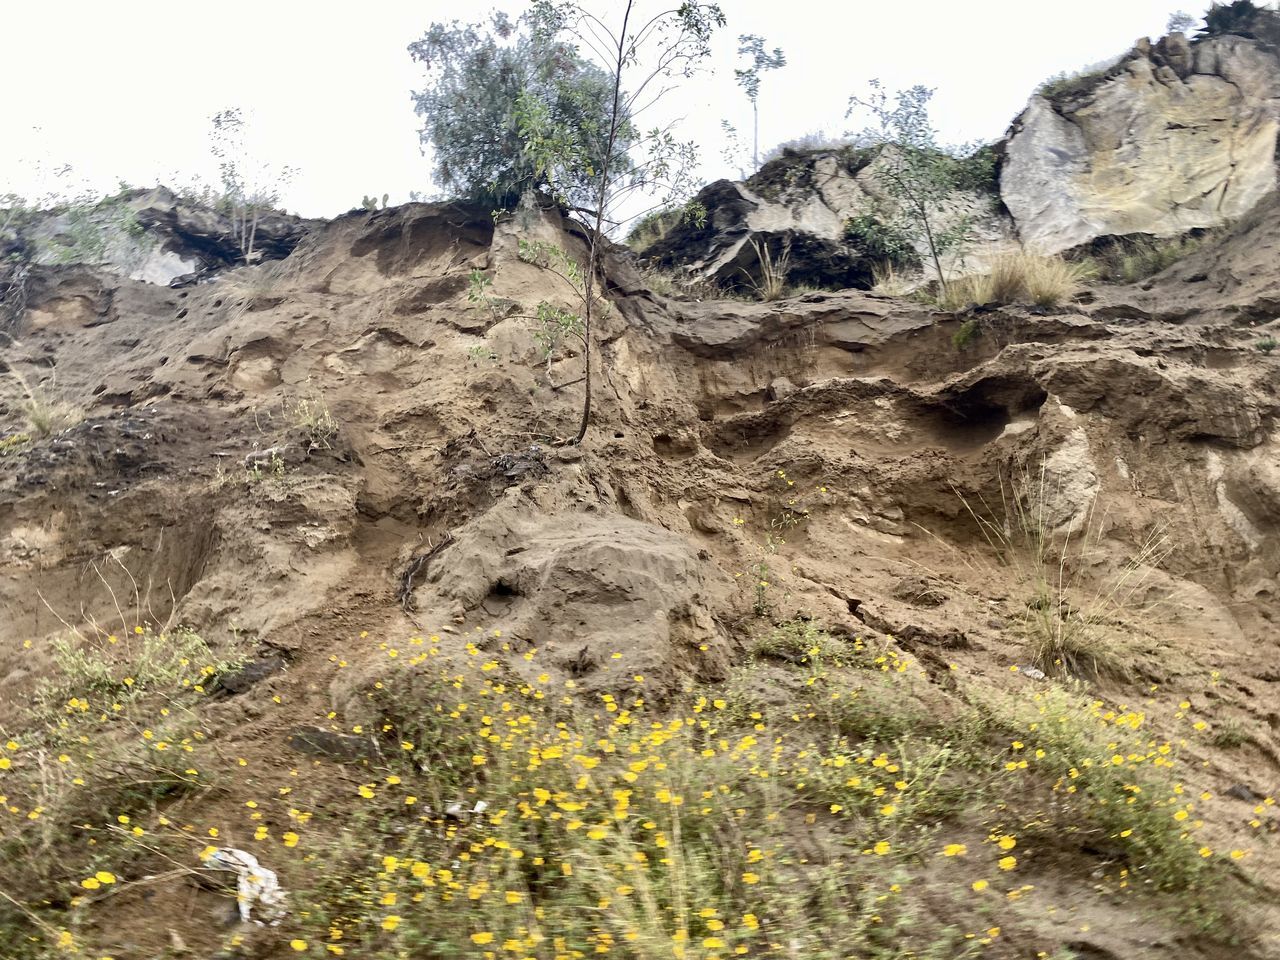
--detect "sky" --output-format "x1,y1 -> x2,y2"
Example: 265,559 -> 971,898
0,0 -> 1199,218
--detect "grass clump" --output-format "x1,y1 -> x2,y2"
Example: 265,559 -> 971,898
285,384 -> 339,450
936,253 -> 1091,312
961,467 -> 1169,681
1097,233 -> 1205,283
743,237 -> 792,301
1255,336 -> 1276,354
0,432 -> 31,456
869,261 -> 912,296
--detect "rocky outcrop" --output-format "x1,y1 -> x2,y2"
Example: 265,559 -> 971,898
645,147 -> 1012,291
14,187 -> 318,286
1001,31 -> 1280,253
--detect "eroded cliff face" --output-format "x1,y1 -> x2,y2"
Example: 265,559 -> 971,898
1002,32 -> 1280,252
2,196 -> 1279,956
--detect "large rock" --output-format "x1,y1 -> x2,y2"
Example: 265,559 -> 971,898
1002,32 -> 1280,253
402,503 -> 733,698
646,147 -> 1012,291
16,187 -> 318,286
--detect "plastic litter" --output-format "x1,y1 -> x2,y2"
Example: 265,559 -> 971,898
202,847 -> 287,925
1020,666 -> 1047,680
444,799 -> 489,820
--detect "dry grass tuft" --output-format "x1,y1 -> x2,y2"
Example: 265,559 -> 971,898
744,238 -> 792,302
933,253 -> 1091,312
870,261 -> 912,296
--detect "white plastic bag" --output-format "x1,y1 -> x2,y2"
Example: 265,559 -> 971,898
202,847 -> 287,925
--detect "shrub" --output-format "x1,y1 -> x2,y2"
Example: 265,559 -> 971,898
751,619 -> 845,663
843,214 -> 918,265
1256,336 -> 1277,354
1036,54 -> 1123,100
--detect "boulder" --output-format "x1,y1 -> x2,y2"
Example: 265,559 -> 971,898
1001,32 -> 1280,253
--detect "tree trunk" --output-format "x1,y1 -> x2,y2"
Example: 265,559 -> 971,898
572,0 -> 634,446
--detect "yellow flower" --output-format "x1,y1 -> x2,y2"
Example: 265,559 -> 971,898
998,856 -> 1017,871
972,880 -> 989,891
996,835 -> 1016,851
290,940 -> 308,951
283,831 -> 300,847
941,844 -> 967,857
742,871 -> 760,884
381,915 -> 401,932
95,871 -> 116,884
470,932 -> 495,945
872,841 -> 891,856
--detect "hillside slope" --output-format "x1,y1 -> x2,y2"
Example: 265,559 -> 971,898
1,200 -> 1279,959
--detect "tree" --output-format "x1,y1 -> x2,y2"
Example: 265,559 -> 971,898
733,34 -> 786,171
1166,10 -> 1197,33
208,109 -> 294,265
408,12 -> 635,209
845,81 -> 986,292
494,0 -> 723,445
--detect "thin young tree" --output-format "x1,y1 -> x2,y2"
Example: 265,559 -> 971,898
734,34 -> 786,171
513,0 -> 724,445
208,109 -> 295,265
846,81 -> 986,293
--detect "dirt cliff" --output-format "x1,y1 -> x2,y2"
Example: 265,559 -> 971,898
1,197 -> 1279,959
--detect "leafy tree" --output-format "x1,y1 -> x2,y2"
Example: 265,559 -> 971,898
845,81 -> 987,292
408,12 -> 634,209
474,0 -> 722,445
733,34 -> 786,171
1166,10 -> 1197,33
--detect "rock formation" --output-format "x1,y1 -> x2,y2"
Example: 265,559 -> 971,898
1001,30 -> 1280,253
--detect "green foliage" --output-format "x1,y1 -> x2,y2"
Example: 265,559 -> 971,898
843,214 -> 918,265
1037,67 -> 1110,100
751,619 -> 846,663
409,11 -> 633,208
1256,336 -> 1277,354
845,81 -> 990,290
1097,233 -> 1204,282
625,202 -> 705,253
497,0 -> 723,442
361,193 -> 389,212
952,318 -> 980,350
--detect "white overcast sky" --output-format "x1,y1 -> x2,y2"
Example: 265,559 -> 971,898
1,0 -> 1196,217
